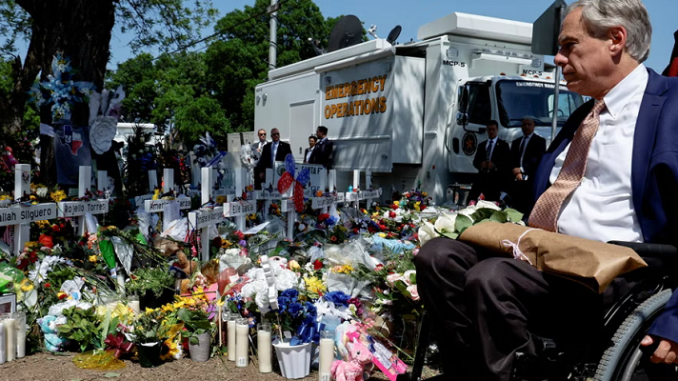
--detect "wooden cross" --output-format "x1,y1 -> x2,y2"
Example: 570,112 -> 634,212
188,167 -> 226,261
144,169 -> 191,231
58,166 -> 109,236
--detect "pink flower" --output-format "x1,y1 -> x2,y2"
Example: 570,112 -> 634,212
407,285 -> 420,301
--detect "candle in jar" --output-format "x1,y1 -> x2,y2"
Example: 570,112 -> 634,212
318,331 -> 335,381
4,318 -> 16,362
15,312 -> 26,358
128,300 -> 141,315
0,322 -> 5,364
235,318 -> 249,367
257,324 -> 272,373
227,315 -> 237,361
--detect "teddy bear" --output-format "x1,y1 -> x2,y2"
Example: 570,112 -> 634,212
38,315 -> 68,352
330,341 -> 373,381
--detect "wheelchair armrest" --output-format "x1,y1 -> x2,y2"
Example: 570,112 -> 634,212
608,241 -> 677,258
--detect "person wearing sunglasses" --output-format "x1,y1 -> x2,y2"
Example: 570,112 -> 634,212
255,128 -> 292,189
252,129 -> 269,189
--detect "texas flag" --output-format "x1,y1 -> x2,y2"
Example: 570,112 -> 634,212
663,30 -> 678,77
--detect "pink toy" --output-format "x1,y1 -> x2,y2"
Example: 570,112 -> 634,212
330,340 -> 373,381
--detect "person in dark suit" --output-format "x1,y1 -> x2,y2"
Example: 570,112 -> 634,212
303,135 -> 317,164
415,1 -> 678,380
308,126 -> 334,168
255,128 -> 292,188
252,129 -> 269,189
467,120 -> 511,203
508,116 -> 546,212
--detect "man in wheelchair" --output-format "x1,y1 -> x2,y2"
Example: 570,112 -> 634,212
415,1 -> 678,380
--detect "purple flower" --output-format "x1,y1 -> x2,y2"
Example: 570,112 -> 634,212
239,240 -> 247,247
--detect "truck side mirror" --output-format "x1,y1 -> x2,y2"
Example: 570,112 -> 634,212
456,112 -> 469,126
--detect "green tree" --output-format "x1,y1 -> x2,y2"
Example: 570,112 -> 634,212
205,0 -> 339,131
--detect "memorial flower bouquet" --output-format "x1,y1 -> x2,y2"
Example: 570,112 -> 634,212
418,201 -> 524,246
272,288 -> 318,345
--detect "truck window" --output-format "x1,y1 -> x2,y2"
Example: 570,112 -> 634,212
496,80 -> 584,127
467,84 -> 491,125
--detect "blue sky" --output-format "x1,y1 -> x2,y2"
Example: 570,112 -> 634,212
105,0 -> 678,73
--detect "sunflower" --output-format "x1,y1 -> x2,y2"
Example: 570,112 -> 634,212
160,338 -> 181,361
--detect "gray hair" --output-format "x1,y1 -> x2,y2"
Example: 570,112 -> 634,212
567,0 -> 652,63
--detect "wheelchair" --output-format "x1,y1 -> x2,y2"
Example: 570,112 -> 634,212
397,241 -> 678,381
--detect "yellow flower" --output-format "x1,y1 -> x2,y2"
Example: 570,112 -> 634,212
152,188 -> 161,200
288,260 -> 300,271
216,195 -> 226,204
304,276 -> 326,294
88,255 -> 98,263
222,240 -> 233,248
50,190 -> 67,202
35,220 -> 50,229
422,192 -> 428,197
0,195 -> 11,201
160,338 -> 181,361
19,279 -> 34,292
414,201 -> 421,212
29,195 -> 36,201
394,201 -> 400,207
24,241 -> 38,249
216,297 -> 225,307
161,304 -> 175,313
378,233 -> 386,238
145,307 -> 157,314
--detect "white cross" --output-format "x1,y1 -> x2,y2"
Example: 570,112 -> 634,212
58,166 -> 109,236
0,164 -> 57,256
144,169 -> 191,231
188,167 -> 226,261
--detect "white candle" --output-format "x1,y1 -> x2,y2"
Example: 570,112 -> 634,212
4,318 -> 15,362
319,331 -> 335,381
15,312 -> 26,358
128,300 -> 141,315
235,318 -> 249,367
257,324 -> 272,373
227,316 -> 236,361
0,322 -> 5,364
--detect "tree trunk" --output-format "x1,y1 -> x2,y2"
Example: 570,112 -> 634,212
10,0 -> 117,186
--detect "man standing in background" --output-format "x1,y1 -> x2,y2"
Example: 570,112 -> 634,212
252,129 -> 268,189
255,128 -> 292,188
309,126 -> 334,168
509,117 -> 546,211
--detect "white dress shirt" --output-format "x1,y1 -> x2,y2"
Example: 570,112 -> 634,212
305,146 -> 314,163
550,64 -> 648,243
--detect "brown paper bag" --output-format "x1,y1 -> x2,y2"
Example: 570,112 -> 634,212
458,222 -> 647,293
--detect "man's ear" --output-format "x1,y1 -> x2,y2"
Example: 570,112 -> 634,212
608,26 -> 628,56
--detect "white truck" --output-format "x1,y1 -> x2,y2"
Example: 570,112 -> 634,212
254,12 -> 585,203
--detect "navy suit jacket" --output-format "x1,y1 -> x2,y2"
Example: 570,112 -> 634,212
527,69 -> 678,344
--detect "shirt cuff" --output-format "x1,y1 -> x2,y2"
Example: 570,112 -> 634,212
648,301 -> 678,344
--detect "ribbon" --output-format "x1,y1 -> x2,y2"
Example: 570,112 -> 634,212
501,228 -> 538,266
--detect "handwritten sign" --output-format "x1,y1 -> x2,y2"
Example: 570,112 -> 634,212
0,204 -> 57,227
223,201 -> 256,217
144,197 -> 192,213
58,200 -> 109,217
188,207 -> 225,229
359,189 -> 382,200
257,190 -> 283,200
311,196 -> 336,210
345,192 -> 359,202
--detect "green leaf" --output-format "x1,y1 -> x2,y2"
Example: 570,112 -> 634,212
439,230 -> 459,240
455,214 -> 473,234
490,211 -> 508,223
471,208 -> 494,221
189,336 -> 199,345
505,208 -> 524,222
57,324 -> 72,333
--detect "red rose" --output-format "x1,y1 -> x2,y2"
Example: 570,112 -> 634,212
52,225 -> 60,233
60,223 -> 65,229
38,234 -> 54,248
368,226 -> 376,233
44,283 -> 51,288
391,204 -> 398,210
389,211 -> 396,218
331,236 -> 338,242
375,264 -> 383,271
313,260 -> 322,271
353,228 -> 359,234
235,231 -> 244,241
420,205 -> 427,211
318,213 -> 329,222
379,225 -> 387,231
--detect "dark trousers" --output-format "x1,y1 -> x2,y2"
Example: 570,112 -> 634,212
509,179 -> 534,213
414,238 -> 605,381
469,171 -> 503,203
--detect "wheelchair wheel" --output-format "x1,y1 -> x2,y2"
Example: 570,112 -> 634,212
594,289 -> 676,381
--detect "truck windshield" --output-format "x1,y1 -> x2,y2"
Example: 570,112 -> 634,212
496,80 -> 584,127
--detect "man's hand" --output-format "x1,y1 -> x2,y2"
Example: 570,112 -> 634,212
480,161 -> 488,169
515,173 -> 524,181
641,335 -> 678,364
512,167 -> 522,176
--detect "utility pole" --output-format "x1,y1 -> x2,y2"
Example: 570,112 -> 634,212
268,0 -> 279,71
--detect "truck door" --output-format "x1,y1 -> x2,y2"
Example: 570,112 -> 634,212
448,80 -> 492,173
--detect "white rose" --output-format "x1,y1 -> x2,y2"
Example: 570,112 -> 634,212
434,212 -> 457,234
403,270 -> 417,286
275,269 -> 299,291
418,221 -> 438,246
476,200 -> 501,211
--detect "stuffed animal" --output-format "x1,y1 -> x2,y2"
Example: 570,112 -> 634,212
330,341 -> 373,381
38,315 -> 67,352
